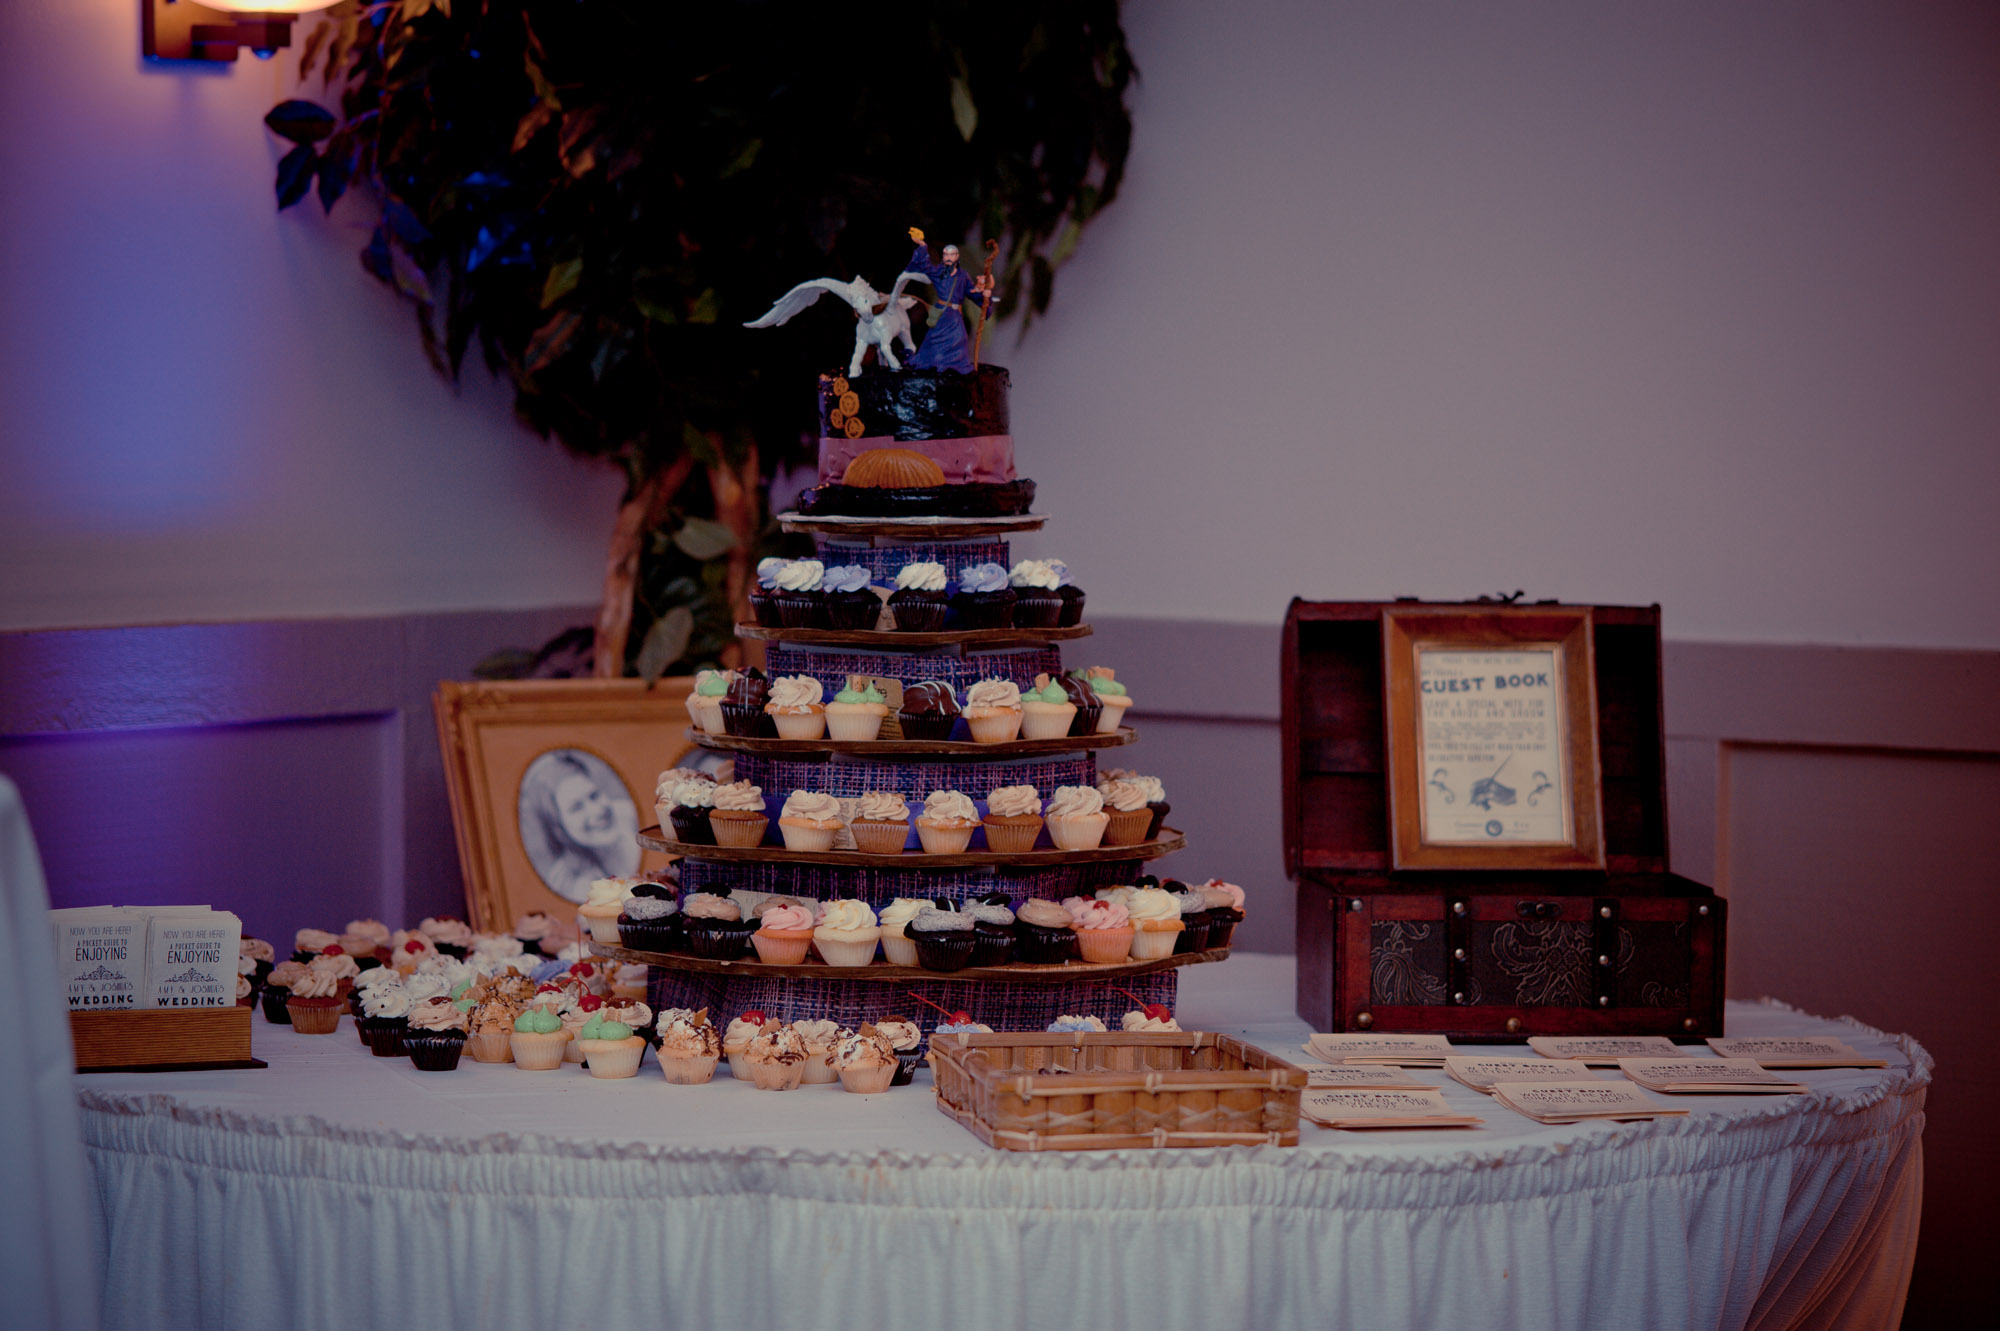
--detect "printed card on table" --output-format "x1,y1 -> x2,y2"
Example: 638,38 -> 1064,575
1306,1064 -> 1428,1089
1525,1035 -> 1691,1066
1301,1088 -> 1483,1129
1617,1058 -> 1808,1094
145,909 -> 242,1009
1443,1057 -> 1603,1093
1303,1033 -> 1456,1066
51,907 -> 148,1011
1490,1080 -> 1689,1124
1704,1037 -> 1886,1069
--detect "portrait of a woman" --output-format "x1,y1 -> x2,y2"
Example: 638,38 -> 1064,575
516,749 -> 641,903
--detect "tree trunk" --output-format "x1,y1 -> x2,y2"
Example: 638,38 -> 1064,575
706,435 -> 763,671
593,454 -> 694,678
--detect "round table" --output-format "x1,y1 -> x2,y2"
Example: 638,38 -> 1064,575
77,955 -> 1927,1331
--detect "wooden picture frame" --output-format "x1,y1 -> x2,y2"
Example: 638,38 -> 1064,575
432,678 -> 709,931
1382,607 -> 1604,870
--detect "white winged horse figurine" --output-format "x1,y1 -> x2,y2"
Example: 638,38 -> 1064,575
742,270 -> 933,376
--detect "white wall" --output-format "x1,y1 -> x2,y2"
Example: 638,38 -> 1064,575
4,2 -> 1997,648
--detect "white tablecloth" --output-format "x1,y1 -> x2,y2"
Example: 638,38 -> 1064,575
77,955 -> 1926,1331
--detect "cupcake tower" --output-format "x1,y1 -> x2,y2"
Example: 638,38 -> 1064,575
621,530 -> 1236,1040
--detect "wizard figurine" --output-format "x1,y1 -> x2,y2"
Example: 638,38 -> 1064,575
904,227 -> 994,373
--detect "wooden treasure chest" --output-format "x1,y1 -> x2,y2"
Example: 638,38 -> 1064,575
1283,598 -> 1726,1041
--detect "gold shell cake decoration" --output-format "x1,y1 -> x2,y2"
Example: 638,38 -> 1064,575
844,448 -> 946,488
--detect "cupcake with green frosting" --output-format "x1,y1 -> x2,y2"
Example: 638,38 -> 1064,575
1020,674 -> 1078,740
1071,666 -> 1131,733
509,1005 -> 569,1070
576,1014 -> 647,1079
825,676 -> 891,741
684,669 -> 736,734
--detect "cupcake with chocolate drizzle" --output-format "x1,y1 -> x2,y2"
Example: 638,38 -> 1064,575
720,667 -> 772,737
896,680 -> 959,741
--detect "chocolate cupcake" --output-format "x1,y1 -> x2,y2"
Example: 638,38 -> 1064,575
404,997 -> 471,1071
774,558 -> 828,628
819,564 -> 880,629
669,799 -> 715,846
1013,898 -> 1079,964
948,562 -> 1015,629
897,680 -> 960,741
965,903 -> 1017,967
1059,673 -> 1102,735
888,561 -> 949,632
260,981 -> 295,1025
1162,880 -> 1213,954
749,557 -> 788,628
617,896 -> 684,954
875,1018 -> 924,1085
1008,559 -> 1064,629
720,667 -> 773,737
910,908 -> 977,972
1051,559 -> 1086,627
682,893 -> 756,959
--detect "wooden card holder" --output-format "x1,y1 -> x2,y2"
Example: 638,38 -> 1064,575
70,1007 -> 265,1073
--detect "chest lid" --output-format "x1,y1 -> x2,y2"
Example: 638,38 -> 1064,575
1281,599 -> 1669,878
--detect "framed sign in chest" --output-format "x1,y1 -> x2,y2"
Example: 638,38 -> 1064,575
1282,599 -> 1725,1041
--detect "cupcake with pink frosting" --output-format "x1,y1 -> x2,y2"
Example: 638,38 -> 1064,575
1063,896 -> 1133,964
751,901 -> 816,965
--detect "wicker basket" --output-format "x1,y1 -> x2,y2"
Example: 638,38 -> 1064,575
928,1031 -> 1305,1151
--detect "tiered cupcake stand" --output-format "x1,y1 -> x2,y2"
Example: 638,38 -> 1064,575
599,515 -> 1227,1037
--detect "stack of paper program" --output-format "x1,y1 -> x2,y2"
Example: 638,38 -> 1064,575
1705,1037 -> 1886,1069
1443,1056 -> 1603,1093
1525,1035 -> 1692,1066
1305,1064 -> 1428,1089
1301,1088 -> 1483,1130
50,905 -> 242,1011
1303,1033 -> 1455,1067
1618,1058 -> 1808,1094
1490,1080 -> 1689,1125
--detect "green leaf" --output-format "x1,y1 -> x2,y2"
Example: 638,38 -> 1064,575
720,139 -> 762,178
673,517 -> 738,561
275,144 -> 317,209
1051,218 -> 1082,266
686,289 -> 718,324
264,100 -> 336,145
540,258 -> 582,309
635,606 -> 694,683
523,310 -> 581,374
949,76 -> 978,141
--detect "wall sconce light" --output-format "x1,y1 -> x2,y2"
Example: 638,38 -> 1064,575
144,0 -> 340,64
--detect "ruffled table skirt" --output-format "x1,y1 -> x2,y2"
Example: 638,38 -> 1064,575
77,956 -> 1927,1331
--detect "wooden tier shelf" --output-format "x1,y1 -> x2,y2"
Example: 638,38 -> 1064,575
689,726 -> 1137,759
639,826 -> 1186,867
776,512 -> 1047,538
590,942 -> 1229,985
735,622 -> 1091,648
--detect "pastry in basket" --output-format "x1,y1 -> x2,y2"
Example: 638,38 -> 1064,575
877,897 -> 926,964
1099,780 -> 1154,847
825,677 -> 891,741
910,906 -> 977,971
764,675 -> 828,740
1124,887 -> 1186,959
1019,676 -> 1078,740
888,561 -> 949,632
685,669 -> 736,735
774,558 -> 827,628
1198,879 -> 1246,948
813,899 -> 882,967
1013,898 -> 1078,964
778,790 -> 845,851
617,895 -> 683,953
1071,666 -> 1131,733
1044,785 -> 1109,850
749,557 -> 787,627
720,667 -> 772,738
981,784 -> 1044,852
962,678 -> 1024,744
791,1018 -> 844,1083
1063,896 -> 1133,963
657,1009 -> 722,1084
896,680 -> 960,740
683,891 -> 757,958
743,1025 -> 812,1091
915,789 -> 980,854
707,781 -> 769,847
833,1026 -> 899,1094
509,1005 -> 569,1070
874,1018 -> 924,1084
723,1010 -> 772,1080
1008,558 -> 1064,628
1047,1014 -> 1108,1032
949,561 -> 1015,629
819,563 -> 881,629
1049,558 -> 1086,627
850,791 -> 912,855
576,1014 -> 648,1079
751,901 -> 816,965
1121,1004 -> 1181,1032
404,995 -> 472,1070
285,966 -> 346,1034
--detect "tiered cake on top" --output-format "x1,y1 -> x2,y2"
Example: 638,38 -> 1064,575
611,359 -> 1241,1039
